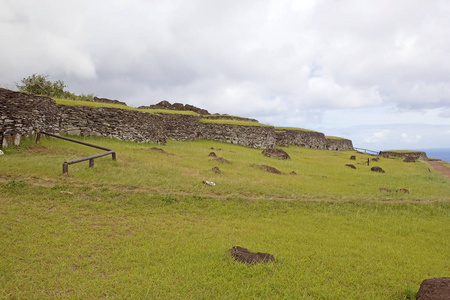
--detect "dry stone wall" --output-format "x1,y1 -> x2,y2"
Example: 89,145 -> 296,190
58,105 -> 166,144
0,88 -> 59,147
200,123 -> 276,149
325,138 -> 354,151
0,88 -> 353,151
275,130 -> 327,149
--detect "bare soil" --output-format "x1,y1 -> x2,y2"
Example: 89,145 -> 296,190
427,161 -> 450,179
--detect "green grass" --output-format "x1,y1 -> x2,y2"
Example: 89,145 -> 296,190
275,126 -> 317,132
200,118 -> 271,127
54,98 -> 199,115
1,136 -> 449,298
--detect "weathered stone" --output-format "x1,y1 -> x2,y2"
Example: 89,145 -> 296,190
416,277 -> 450,300
290,171 -> 297,175
345,164 -> 356,169
262,148 -> 291,160
371,157 -> 379,162
371,166 -> 385,173
396,188 -> 409,194
230,246 -> 274,264
379,151 -> 427,160
208,152 -> 217,157
325,137 -> 354,151
350,155 -> 356,160
275,129 -> 327,149
210,166 -> 221,174
259,165 -> 281,174
404,156 -> 417,163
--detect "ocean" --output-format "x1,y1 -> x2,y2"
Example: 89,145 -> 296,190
420,148 -> 450,163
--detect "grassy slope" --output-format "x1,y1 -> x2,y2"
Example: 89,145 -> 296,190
1,136 -> 449,299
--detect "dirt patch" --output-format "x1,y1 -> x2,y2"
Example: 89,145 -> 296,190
150,147 -> 175,156
427,161 -> 450,179
212,157 -> 231,164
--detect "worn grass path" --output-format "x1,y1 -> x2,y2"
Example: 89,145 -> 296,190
427,161 -> 450,179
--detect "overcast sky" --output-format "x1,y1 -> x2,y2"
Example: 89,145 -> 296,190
1,0 -> 450,150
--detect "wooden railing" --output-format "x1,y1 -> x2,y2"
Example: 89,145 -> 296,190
36,131 -> 116,175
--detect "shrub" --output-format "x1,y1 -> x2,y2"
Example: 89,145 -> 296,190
16,74 -> 76,99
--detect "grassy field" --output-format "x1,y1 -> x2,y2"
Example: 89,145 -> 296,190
1,136 -> 449,299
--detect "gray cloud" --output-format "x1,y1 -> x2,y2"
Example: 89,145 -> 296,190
1,0 -> 450,147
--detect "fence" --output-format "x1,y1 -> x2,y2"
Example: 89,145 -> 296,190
353,147 -> 380,155
36,131 -> 116,175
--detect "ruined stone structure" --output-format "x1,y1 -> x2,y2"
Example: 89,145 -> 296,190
379,150 -> 428,160
0,88 -> 354,151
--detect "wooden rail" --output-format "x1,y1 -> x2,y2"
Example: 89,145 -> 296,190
353,147 -> 379,155
36,131 -> 116,175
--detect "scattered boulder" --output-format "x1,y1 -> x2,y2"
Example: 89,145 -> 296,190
213,157 -> 231,164
208,152 -> 217,157
290,171 -> 297,175
230,246 -> 275,264
262,148 -> 291,160
259,165 -> 281,174
210,166 -> 221,174
371,166 -> 385,173
350,155 -> 356,160
345,164 -> 356,169
379,188 -> 391,192
396,188 -> 409,194
416,277 -> 450,300
371,157 -> 379,162
404,156 -> 417,163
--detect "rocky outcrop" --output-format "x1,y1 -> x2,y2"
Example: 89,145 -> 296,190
93,96 -> 127,106
139,100 -> 209,115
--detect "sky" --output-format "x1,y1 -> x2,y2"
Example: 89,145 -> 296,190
1,0 -> 450,151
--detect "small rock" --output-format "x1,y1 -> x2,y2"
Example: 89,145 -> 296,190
345,164 -> 356,169
290,171 -> 297,175
404,156 -> 417,163
259,165 -> 281,174
230,246 -> 274,264
396,188 -> 409,194
0,150 -> 4,155
213,157 -> 231,164
416,277 -> 450,300
350,155 -> 356,160
208,152 -> 217,157
371,157 -> 379,162
262,148 -> 291,160
210,166 -> 221,174
371,166 -> 385,173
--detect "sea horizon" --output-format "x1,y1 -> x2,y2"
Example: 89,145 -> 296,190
417,148 -> 450,163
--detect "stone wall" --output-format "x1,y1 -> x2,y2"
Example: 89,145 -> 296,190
58,105 -> 166,144
379,151 -> 428,160
325,138 -> 354,151
275,130 -> 327,149
0,88 -> 353,151
200,123 -> 276,149
160,114 -> 201,141
0,88 -> 60,147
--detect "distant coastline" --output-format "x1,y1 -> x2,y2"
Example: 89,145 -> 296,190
419,148 -> 450,163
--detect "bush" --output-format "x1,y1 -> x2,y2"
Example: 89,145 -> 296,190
16,74 -> 76,99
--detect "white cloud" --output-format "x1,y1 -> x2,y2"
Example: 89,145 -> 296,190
1,0 -> 450,149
